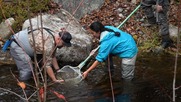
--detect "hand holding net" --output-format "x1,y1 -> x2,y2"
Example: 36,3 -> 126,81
56,46 -> 100,85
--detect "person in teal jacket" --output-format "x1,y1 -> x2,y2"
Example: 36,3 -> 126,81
82,21 -> 138,81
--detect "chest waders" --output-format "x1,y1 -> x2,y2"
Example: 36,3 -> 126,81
13,27 -> 55,56
9,28 -> 55,81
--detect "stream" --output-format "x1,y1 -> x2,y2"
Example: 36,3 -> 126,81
0,52 -> 181,102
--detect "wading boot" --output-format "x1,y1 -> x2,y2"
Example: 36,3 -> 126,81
161,35 -> 176,49
142,17 -> 157,27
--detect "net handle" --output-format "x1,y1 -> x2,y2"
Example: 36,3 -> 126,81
117,4 -> 141,28
78,46 -> 100,69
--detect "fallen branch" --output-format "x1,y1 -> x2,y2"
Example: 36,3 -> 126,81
0,87 -> 27,101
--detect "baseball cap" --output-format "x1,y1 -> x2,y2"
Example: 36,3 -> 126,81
59,32 -> 72,47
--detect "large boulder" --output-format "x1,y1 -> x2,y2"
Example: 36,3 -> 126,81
22,9 -> 93,63
53,0 -> 105,19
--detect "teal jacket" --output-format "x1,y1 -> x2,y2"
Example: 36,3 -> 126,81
96,26 -> 138,62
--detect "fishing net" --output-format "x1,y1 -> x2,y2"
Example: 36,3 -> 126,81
56,46 -> 100,85
56,65 -> 83,85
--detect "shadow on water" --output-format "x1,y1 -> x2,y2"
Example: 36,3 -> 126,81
0,52 -> 181,102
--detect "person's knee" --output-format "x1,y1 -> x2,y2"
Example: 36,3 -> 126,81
121,64 -> 135,80
19,70 -> 32,81
122,75 -> 134,81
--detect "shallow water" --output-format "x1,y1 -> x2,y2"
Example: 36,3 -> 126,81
0,52 -> 181,102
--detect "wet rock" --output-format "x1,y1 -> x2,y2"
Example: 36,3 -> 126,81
0,91 -> 9,96
0,51 -> 14,65
0,18 -> 15,40
169,24 -> 181,38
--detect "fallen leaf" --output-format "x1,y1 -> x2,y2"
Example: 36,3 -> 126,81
39,87 -> 44,101
17,82 -> 26,89
51,90 -> 67,102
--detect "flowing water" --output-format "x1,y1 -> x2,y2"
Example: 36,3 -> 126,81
0,52 -> 181,102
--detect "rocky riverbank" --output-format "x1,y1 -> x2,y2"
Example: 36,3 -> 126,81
80,0 -> 181,52
0,0 -> 180,65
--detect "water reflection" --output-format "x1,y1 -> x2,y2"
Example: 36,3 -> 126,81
95,94 -> 131,102
0,53 -> 181,102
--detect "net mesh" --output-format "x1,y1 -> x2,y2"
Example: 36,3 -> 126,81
56,65 -> 83,85
55,46 -> 100,85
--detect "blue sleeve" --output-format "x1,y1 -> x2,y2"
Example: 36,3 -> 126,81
96,43 -> 112,62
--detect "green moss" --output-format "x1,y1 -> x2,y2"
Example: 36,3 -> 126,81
137,26 -> 160,52
0,0 -> 50,32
